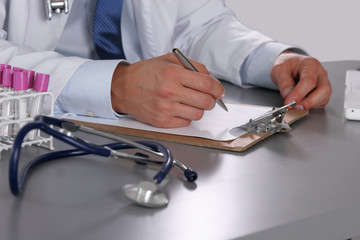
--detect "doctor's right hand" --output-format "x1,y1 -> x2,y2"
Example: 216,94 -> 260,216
110,53 -> 225,128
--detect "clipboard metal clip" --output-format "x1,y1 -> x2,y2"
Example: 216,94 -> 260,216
240,102 -> 296,133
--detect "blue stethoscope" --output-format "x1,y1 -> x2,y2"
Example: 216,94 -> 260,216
9,115 -> 197,208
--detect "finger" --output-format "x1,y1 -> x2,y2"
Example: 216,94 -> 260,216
178,69 -> 225,100
163,117 -> 192,128
286,63 -> 319,102
299,90 -> 331,110
160,53 -> 223,98
145,102 -> 204,128
271,64 -> 297,99
293,72 -> 332,109
187,60 -> 210,75
172,102 -> 205,121
175,85 -> 217,110
141,114 -> 192,128
153,65 -> 219,107
284,60 -> 331,109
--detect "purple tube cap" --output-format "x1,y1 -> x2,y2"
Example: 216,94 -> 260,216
0,64 -> 12,70
2,68 -> 14,88
12,67 -> 24,72
13,71 -> 29,90
22,69 -> 35,89
34,73 -> 50,92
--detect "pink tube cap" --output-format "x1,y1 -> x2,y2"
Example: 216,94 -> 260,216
12,67 -> 24,72
13,71 -> 29,90
2,68 -> 14,88
0,65 -> 12,84
34,73 -> 50,92
22,69 -> 35,89
0,64 -> 12,70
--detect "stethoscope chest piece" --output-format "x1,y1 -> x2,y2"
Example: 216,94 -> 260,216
123,181 -> 169,208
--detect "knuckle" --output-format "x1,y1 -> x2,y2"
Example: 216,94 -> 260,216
302,99 -> 312,110
270,64 -> 285,79
319,69 -> 329,80
150,111 -> 169,127
198,63 -> 210,75
182,120 -> 192,127
201,95 -> 215,109
149,103 -> 171,127
153,101 -> 169,114
311,57 -> 321,66
323,97 -> 330,105
303,57 -> 323,72
151,118 -> 168,128
160,64 -> 176,79
156,84 -> 175,99
272,63 -> 283,72
303,75 -> 317,88
324,84 -> 333,96
200,77 -> 214,92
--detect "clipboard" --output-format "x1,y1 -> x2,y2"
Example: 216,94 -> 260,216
69,109 -> 308,152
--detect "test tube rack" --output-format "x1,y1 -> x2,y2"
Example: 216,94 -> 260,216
0,90 -> 55,159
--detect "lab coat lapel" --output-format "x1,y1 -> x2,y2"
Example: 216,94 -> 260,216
129,0 -> 178,59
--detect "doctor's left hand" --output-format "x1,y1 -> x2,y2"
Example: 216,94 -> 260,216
271,51 -> 332,110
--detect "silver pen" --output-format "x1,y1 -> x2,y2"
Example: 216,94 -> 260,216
172,48 -> 228,112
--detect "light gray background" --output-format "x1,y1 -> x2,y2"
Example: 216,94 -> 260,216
226,0 -> 360,61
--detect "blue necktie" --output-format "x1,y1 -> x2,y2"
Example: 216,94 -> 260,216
93,0 -> 126,59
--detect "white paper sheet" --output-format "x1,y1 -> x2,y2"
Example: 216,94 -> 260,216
64,103 -> 271,141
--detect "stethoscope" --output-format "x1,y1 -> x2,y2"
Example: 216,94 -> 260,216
46,0 -> 69,20
9,115 -> 198,208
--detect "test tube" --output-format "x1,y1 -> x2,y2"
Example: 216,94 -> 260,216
1,69 -> 14,139
31,73 -> 49,115
28,73 -> 49,140
22,69 -> 35,113
13,71 -> 29,135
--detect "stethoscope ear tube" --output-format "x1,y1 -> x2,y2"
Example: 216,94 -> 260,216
144,142 -> 173,184
9,121 -> 112,196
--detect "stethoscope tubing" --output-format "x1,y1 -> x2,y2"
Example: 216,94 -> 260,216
9,120 -> 174,196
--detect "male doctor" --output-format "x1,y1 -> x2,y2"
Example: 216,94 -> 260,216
0,0 -> 332,128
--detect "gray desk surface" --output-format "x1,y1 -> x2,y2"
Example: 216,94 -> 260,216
1,61 -> 360,240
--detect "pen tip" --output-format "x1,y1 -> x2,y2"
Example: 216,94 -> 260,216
217,100 -> 228,112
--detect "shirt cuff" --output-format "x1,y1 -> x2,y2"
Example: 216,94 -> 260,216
240,41 -> 307,90
55,59 -> 128,119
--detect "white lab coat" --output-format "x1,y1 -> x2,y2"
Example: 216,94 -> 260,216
0,0 -> 273,101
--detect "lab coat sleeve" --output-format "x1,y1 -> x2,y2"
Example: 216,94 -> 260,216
241,41 -> 308,90
0,39 -> 89,113
171,0 -> 305,88
123,0 -> 308,89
